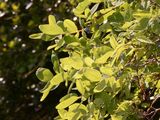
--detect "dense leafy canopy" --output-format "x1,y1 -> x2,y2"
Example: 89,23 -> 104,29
32,0 -> 159,119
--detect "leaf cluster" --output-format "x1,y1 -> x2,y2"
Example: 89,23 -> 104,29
30,0 -> 160,119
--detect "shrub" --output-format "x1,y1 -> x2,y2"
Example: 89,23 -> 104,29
30,0 -> 160,119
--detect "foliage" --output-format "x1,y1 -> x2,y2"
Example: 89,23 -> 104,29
31,0 -> 160,119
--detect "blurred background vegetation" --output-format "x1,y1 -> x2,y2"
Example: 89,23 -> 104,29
0,0 -> 79,119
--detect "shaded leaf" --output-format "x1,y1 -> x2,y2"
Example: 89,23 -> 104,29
36,68 -> 53,82
29,33 -> 43,39
94,79 -> 106,93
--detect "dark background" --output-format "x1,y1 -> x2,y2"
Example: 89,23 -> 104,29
0,0 -> 78,119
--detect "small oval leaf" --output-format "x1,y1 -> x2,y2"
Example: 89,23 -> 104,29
64,19 -> 78,33
56,95 -> 79,109
36,68 -> 53,82
84,68 -> 102,82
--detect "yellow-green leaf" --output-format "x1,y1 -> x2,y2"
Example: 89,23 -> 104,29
40,90 -> 50,102
84,57 -> 94,67
71,56 -> 83,70
84,68 -> 102,82
60,57 -> 73,71
95,51 -> 113,64
36,68 -> 53,82
100,67 -> 113,76
109,35 -> 118,49
48,15 -> 56,26
40,83 -> 53,101
58,109 -> 68,119
56,95 -> 79,109
89,0 -> 103,3
39,15 -> 64,35
94,79 -> 106,93
64,19 -> 78,33
29,33 -> 43,39
73,0 -> 91,16
39,24 -> 64,35
50,73 -> 67,85
76,79 -> 85,95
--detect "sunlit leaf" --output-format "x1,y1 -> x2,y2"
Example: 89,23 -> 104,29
40,83 -> 53,101
100,66 -> 113,76
84,57 -> 94,67
56,95 -> 79,109
39,15 -> 64,35
84,68 -> 102,82
73,0 -> 91,16
39,24 -> 64,35
64,19 -> 78,33
76,79 -> 85,95
50,73 -> 67,86
48,15 -> 56,26
95,51 -> 113,64
109,35 -> 118,49
89,0 -> 103,3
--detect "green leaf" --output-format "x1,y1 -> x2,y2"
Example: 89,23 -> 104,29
156,81 -> 160,88
39,15 -> 64,35
76,79 -> 85,95
39,24 -> 64,35
95,51 -> 113,64
100,66 -> 113,76
94,79 -> 106,93
40,90 -> 50,102
48,15 -> 56,26
40,83 -> 53,101
84,68 -> 102,82
58,109 -> 67,119
73,0 -> 91,16
50,73 -> 66,86
136,35 -> 154,44
51,52 -> 60,73
89,0 -> 103,3
41,34 -> 56,41
109,35 -> 118,49
55,39 -> 65,50
90,3 -> 99,16
71,55 -> 83,70
111,44 -> 129,66
121,21 -> 134,30
133,11 -> 152,18
36,68 -> 53,82
64,19 -> 78,33
111,114 -> 123,120
56,95 -> 79,109
97,10 -> 115,23
60,93 -> 77,102
60,57 -> 73,71
64,35 -> 78,44
29,33 -> 43,39
84,57 -> 94,67
69,103 -> 88,113
65,111 -> 82,120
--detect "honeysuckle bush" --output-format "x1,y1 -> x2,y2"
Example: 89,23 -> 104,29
30,0 -> 160,119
